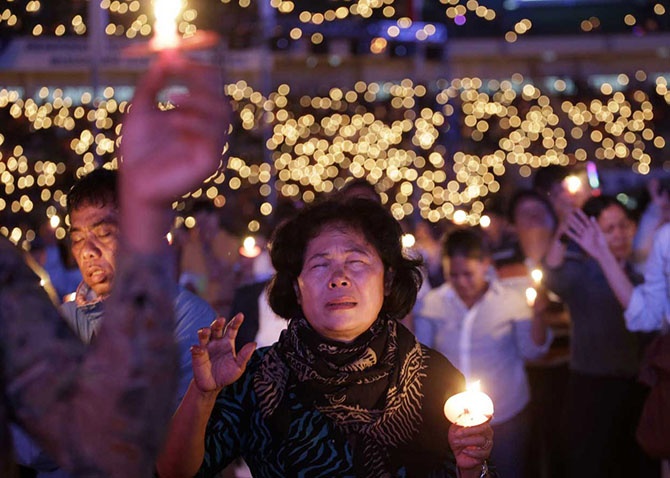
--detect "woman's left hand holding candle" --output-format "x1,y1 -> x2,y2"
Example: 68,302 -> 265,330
448,420 -> 493,477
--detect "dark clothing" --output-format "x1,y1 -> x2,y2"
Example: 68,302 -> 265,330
230,280 -> 268,349
197,319 -> 467,478
544,251 -> 658,478
544,253 -> 644,377
564,372 -> 658,478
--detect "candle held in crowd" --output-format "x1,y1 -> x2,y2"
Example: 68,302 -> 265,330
444,381 -> 494,427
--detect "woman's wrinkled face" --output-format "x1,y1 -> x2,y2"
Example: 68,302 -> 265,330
296,225 -> 386,343
597,205 -> 635,262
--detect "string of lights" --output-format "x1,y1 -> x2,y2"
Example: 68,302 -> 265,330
1,0 -> 669,248
1,70 -> 668,247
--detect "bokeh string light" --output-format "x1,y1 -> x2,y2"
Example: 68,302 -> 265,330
1,1 -> 669,248
2,71 -> 668,247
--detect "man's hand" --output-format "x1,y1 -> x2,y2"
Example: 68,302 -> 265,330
120,52 -> 231,205
118,52 -> 232,253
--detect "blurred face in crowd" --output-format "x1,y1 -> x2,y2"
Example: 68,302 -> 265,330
549,173 -> 592,220
596,204 -> 635,262
446,255 -> 490,308
69,203 -> 119,297
513,197 -> 556,232
513,197 -> 556,262
296,224 -> 386,343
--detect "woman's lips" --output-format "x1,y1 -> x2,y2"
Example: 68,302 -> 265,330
326,299 -> 357,309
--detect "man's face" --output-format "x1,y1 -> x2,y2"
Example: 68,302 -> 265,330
69,203 -> 119,298
446,256 -> 490,307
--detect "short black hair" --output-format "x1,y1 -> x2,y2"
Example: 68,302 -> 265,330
443,228 -> 491,260
267,197 -> 422,321
582,195 -> 632,220
66,168 -> 118,216
337,178 -> 381,203
532,165 -> 569,193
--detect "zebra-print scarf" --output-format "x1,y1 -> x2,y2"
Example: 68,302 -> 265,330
254,316 -> 428,477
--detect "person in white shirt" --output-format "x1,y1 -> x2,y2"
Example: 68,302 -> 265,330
414,228 -> 552,478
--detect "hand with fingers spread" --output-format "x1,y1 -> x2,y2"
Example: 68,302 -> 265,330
563,209 -> 610,262
448,420 -> 494,477
190,314 -> 256,395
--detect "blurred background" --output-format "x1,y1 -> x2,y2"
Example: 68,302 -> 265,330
1,0 -> 669,247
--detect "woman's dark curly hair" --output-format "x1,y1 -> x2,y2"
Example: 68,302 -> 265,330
267,197 -> 423,322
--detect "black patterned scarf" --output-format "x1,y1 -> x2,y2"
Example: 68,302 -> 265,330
254,316 -> 429,477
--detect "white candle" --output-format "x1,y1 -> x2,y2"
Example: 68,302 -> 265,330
152,0 -> 182,50
525,287 -> 537,308
239,236 -> 261,258
444,381 -> 494,427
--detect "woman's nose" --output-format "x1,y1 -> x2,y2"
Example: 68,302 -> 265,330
328,271 -> 350,289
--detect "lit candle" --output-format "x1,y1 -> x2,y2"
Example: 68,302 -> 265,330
151,0 -> 182,50
239,236 -> 261,258
124,0 -> 218,56
49,215 -> 60,229
444,381 -> 494,427
525,287 -> 537,308
401,233 -> 416,249
530,267 -> 543,286
563,175 -> 582,195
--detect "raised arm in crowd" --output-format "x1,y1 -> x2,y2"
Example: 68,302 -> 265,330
0,52 -> 229,477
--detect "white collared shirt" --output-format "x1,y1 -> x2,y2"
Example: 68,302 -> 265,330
414,279 -> 551,424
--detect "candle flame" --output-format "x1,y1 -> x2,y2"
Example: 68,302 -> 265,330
243,236 -> 256,252
240,235 -> 261,258
49,215 -> 60,229
563,175 -> 582,195
530,268 -> 543,285
444,381 -> 494,427
153,0 -> 182,49
525,287 -> 537,307
466,380 -> 481,392
401,233 -> 415,249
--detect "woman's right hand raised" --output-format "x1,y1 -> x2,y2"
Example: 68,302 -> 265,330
190,314 -> 256,395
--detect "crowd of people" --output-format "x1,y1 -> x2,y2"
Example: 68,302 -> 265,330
2,50 -> 670,478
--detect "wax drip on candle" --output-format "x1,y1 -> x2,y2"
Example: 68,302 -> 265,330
444,381 -> 494,427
